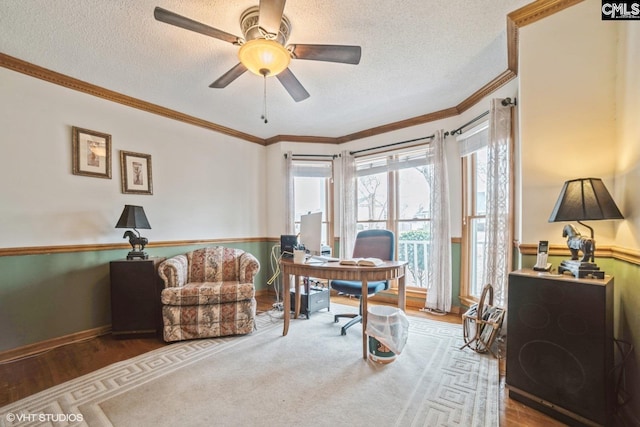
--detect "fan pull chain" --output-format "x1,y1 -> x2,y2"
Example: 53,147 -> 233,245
261,72 -> 268,124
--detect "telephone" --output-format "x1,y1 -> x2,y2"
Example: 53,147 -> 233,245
533,240 -> 552,272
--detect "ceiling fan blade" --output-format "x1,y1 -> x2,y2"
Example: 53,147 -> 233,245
276,68 -> 310,102
258,0 -> 286,36
289,44 -> 362,64
154,7 -> 240,45
209,63 -> 248,88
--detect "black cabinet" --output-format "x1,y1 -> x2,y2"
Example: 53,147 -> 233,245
506,269 -> 614,426
109,258 -> 165,337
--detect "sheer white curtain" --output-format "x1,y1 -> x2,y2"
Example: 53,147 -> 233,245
424,130 -> 452,313
284,151 -> 294,235
338,150 -> 357,258
482,99 -> 513,308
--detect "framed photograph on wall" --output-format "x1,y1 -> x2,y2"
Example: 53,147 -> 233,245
72,126 -> 112,179
120,150 -> 153,195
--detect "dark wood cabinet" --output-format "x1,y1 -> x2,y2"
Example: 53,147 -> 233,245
109,257 -> 165,337
506,269 -> 614,426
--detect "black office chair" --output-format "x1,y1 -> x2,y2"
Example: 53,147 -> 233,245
331,229 -> 395,335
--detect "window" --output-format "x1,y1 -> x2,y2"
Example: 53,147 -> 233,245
462,146 -> 488,303
356,149 -> 431,290
460,124 -> 489,305
291,159 -> 334,253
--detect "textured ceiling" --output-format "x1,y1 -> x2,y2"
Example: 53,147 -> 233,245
0,0 -> 531,141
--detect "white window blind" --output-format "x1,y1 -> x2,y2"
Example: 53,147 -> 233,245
458,122 -> 489,157
356,148 -> 428,176
292,160 -> 332,178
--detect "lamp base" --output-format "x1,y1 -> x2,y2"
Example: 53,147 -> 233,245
126,251 -> 149,260
558,260 -> 604,279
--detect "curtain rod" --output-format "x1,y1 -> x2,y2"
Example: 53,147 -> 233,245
284,153 -> 338,159
286,98 -> 517,156
445,111 -> 489,137
446,97 -> 517,137
349,135 -> 434,156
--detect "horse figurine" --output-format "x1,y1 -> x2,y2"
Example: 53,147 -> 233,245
562,224 -> 595,263
123,230 -> 148,252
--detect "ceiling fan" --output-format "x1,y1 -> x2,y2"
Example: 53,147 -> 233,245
154,0 -> 362,103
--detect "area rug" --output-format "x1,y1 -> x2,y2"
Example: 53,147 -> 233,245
0,305 -> 498,426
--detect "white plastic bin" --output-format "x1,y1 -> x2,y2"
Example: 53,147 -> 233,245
366,305 -> 409,364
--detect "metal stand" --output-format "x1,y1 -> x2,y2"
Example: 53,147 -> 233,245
461,284 -> 505,358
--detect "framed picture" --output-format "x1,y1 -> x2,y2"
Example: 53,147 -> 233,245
72,126 -> 112,178
120,151 -> 153,195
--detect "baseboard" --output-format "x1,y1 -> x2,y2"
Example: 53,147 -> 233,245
372,293 -> 462,314
255,288 -> 270,297
0,325 -> 111,363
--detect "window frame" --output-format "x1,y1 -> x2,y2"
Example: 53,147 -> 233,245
291,158 -> 335,255
354,148 -> 432,295
460,151 -> 488,307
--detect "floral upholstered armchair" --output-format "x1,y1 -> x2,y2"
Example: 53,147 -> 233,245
158,246 -> 260,342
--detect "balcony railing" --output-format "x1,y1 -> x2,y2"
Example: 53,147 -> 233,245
398,239 -> 430,288
399,236 -> 486,295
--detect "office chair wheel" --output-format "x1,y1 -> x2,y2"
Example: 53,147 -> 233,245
341,327 -> 347,336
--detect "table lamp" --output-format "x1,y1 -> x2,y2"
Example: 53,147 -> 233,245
115,205 -> 151,260
548,178 -> 623,278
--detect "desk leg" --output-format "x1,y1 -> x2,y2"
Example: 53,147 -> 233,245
282,272 -> 290,336
294,275 -> 301,319
398,273 -> 406,312
361,276 -> 369,360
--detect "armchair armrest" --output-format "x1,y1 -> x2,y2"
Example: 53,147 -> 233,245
238,251 -> 260,284
158,254 -> 188,288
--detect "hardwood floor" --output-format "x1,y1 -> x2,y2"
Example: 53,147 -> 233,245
0,293 -> 564,426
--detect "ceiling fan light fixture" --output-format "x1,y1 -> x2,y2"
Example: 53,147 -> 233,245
238,38 -> 290,77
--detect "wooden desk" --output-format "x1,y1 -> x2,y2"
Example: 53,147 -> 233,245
280,258 -> 407,360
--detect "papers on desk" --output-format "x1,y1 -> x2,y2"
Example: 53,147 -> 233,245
339,257 -> 384,267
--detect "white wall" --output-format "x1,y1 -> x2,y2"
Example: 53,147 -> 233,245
0,68 -> 267,248
614,20 -> 640,250
518,0 -> 620,246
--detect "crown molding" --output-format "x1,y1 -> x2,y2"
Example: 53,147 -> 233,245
0,52 -> 264,145
509,0 -> 584,28
0,1 -> 581,146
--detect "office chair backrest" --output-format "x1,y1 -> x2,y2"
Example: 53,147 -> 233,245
352,229 -> 395,260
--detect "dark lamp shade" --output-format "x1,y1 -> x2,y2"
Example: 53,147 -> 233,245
548,178 -> 624,222
115,205 -> 151,229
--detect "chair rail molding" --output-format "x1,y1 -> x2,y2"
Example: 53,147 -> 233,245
517,242 -> 640,266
